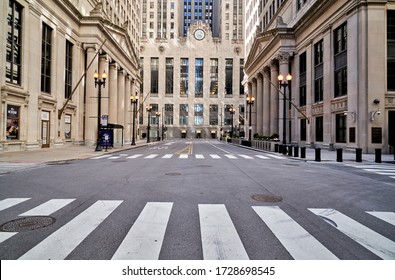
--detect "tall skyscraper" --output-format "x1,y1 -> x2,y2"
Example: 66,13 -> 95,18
139,0 -> 245,140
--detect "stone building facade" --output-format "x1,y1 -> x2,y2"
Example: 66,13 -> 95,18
0,0 -> 141,152
139,0 -> 245,140
244,0 -> 395,153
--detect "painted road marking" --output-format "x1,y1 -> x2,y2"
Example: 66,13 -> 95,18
366,211 -> 395,226
127,154 -> 143,159
112,202 -> 173,260
19,199 -> 75,216
0,198 -> 30,212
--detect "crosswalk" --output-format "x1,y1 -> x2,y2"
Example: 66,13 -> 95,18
90,153 -> 284,161
0,198 -> 394,260
351,164 -> 395,180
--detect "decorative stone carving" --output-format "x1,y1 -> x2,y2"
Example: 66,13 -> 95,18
277,52 -> 290,64
234,47 -> 241,55
158,45 -> 165,54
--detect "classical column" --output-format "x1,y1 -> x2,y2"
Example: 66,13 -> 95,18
84,44 -> 99,145
109,62 -> 118,124
124,75 -> 131,143
256,73 -> 263,135
116,68 -> 125,144
278,52 -> 291,144
263,67 -> 271,136
270,60 -> 279,135
251,78 -> 257,138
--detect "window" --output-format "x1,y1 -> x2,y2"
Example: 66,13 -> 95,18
240,59 -> 245,95
314,40 -> 323,65
225,59 -> 233,95
314,40 -> 324,102
6,105 -> 20,140
164,104 -> 173,125
300,119 -> 307,141
210,59 -> 218,97
41,23 -> 53,93
334,23 -> 347,97
315,116 -> 323,142
165,58 -> 174,95
6,0 -> 23,85
209,104 -> 218,125
387,10 -> 395,90
65,114 -> 71,139
65,41 -> 73,99
195,58 -> 203,97
299,52 -> 307,106
314,78 -> 323,103
224,105 -> 232,125
180,58 -> 189,96
336,114 -> 347,143
179,104 -> 188,125
194,104 -> 203,125
372,127 -> 382,144
150,58 -> 159,95
140,58 -> 144,94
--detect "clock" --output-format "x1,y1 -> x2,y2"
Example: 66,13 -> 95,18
194,29 -> 205,40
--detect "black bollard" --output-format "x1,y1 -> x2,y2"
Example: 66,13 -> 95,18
301,147 -> 306,158
274,144 -> 279,153
336,148 -> 343,162
288,145 -> 293,156
315,148 -> 321,162
282,145 -> 287,155
375,148 -> 382,163
294,146 -> 299,157
356,148 -> 362,162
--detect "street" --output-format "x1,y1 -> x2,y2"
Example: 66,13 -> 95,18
0,139 -> 394,260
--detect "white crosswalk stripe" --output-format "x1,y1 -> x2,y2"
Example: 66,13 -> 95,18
144,154 -> 158,159
199,204 -> 249,260
2,198 -> 394,260
112,202 -> 173,260
19,200 -> 122,260
162,154 -> 173,159
195,154 -> 204,159
0,198 -> 30,212
210,154 -> 221,159
127,154 -> 143,159
255,155 -> 270,159
224,154 -> 237,159
351,164 -> 395,179
309,208 -> 395,260
19,199 -> 75,216
253,206 -> 338,260
366,211 -> 395,226
239,154 -> 253,159
179,154 -> 188,159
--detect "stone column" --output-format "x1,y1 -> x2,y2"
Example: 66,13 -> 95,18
84,44 -> 99,146
270,60 -> 279,135
117,68 -> 126,144
256,73 -> 263,135
109,62 -> 118,124
278,52 -> 290,143
251,78 -> 257,138
263,67 -> 271,136
124,75 -> 131,143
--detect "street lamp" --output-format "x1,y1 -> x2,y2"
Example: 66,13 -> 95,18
93,70 -> 107,151
130,93 -> 138,145
229,106 -> 236,137
156,111 -> 161,141
278,73 -> 292,148
146,105 -> 152,143
246,95 -> 255,141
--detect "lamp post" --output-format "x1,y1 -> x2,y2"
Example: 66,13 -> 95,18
156,111 -> 161,141
93,70 -> 107,151
146,105 -> 152,143
130,93 -> 138,145
246,95 -> 255,141
278,73 -> 292,146
229,106 -> 236,137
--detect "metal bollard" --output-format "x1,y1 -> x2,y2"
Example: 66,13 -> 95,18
294,146 -> 299,157
315,148 -> 321,162
274,144 -> 279,153
375,148 -> 382,163
356,148 -> 362,162
288,145 -> 293,156
300,147 -> 306,158
282,145 -> 287,155
336,148 -> 343,162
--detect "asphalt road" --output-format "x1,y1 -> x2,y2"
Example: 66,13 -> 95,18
0,139 -> 394,260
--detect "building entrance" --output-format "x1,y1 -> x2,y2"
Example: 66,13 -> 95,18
41,120 -> 50,148
389,111 -> 395,154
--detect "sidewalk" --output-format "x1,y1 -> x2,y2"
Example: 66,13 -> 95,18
0,140 -> 149,164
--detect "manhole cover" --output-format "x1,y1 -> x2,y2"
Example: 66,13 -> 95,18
165,172 -> 182,176
251,194 -> 283,202
0,216 -> 56,232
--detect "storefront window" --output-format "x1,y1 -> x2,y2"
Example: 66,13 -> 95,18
6,105 -> 20,140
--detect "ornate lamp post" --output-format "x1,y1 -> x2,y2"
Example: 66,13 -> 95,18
246,95 -> 255,141
93,70 -> 107,151
229,106 -> 236,137
156,111 -> 161,141
278,73 -> 292,147
146,105 -> 152,143
130,93 -> 138,145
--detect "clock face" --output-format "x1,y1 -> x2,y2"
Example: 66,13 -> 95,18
194,29 -> 205,40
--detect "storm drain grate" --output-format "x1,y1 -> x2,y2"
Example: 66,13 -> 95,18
165,172 -> 182,176
251,194 -> 283,202
0,216 -> 56,232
